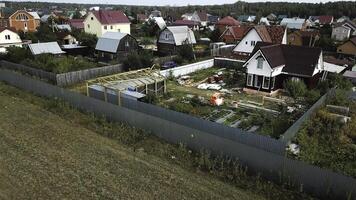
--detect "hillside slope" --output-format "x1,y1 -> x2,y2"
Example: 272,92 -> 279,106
0,83 -> 265,200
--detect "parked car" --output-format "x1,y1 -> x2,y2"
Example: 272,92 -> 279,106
162,61 -> 178,69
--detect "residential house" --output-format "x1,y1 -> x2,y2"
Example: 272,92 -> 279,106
28,42 -> 65,55
337,37 -> 356,56
309,15 -> 334,26
55,24 -> 72,32
277,15 -> 288,21
0,27 -> 23,52
337,16 -> 350,23
69,19 -> 84,30
216,16 -> 240,32
173,20 -> 200,31
280,18 -> 307,30
9,10 -> 40,32
152,17 -> 166,31
259,17 -> 270,26
95,32 -> 139,61
157,26 -> 196,55
243,43 -> 324,93
84,10 -> 130,37
149,10 -> 161,18
331,20 -> 356,41
181,11 -> 208,28
237,15 -> 256,23
232,25 -> 287,59
287,30 -> 320,47
0,7 -> 12,28
267,13 -> 277,21
208,15 -> 220,25
57,32 -> 77,45
219,25 -> 252,44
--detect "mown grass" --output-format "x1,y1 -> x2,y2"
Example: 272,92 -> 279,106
0,82 -> 314,199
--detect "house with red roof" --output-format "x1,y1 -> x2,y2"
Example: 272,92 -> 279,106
215,16 -> 240,32
83,10 -> 130,37
232,25 -> 287,60
309,15 -> 334,26
219,25 -> 252,44
69,19 -> 84,30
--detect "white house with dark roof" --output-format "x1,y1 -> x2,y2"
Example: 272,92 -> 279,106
232,25 -> 287,59
243,42 -> 323,93
84,10 -> 130,37
157,26 -> 196,55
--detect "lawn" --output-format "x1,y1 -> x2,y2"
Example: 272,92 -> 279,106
0,82 -> 313,199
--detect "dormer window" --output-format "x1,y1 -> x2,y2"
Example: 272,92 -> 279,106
257,56 -> 263,69
91,17 -> 94,20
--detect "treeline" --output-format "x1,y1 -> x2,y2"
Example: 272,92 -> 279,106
4,1 -> 356,19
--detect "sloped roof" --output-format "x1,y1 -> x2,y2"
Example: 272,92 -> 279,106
55,24 -> 71,32
95,32 -> 128,53
153,17 -> 166,30
0,27 -> 17,33
165,26 -> 196,45
253,43 -> 322,77
197,11 -> 208,21
280,18 -> 305,29
28,12 -> 40,20
91,10 -> 130,25
216,16 -> 240,26
69,19 -> 84,29
221,25 -> 252,40
244,25 -> 285,44
317,15 -> 333,24
29,42 -> 65,55
173,20 -> 200,26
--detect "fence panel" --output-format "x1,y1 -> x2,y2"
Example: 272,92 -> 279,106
0,69 -> 355,200
214,57 -> 245,68
56,64 -> 123,86
160,59 -> 214,77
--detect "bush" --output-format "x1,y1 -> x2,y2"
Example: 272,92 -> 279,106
283,79 -> 307,99
123,50 -> 153,70
5,46 -> 31,63
326,89 -> 349,106
305,89 -> 321,105
177,42 -> 195,61
172,55 -> 184,65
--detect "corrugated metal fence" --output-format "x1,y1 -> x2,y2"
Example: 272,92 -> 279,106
160,59 -> 214,77
0,68 -> 355,200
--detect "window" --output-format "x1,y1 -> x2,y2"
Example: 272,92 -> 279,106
263,76 -> 270,89
165,33 -> 169,40
251,41 -> 256,46
254,75 -> 262,88
15,13 -> 29,21
110,25 -> 113,29
91,17 -> 94,20
87,24 -> 90,29
125,41 -> 129,47
24,22 -> 27,28
5,35 -> 10,40
117,29 -> 121,32
257,57 -> 263,69
247,74 -> 253,86
104,25 -> 107,30
245,41 -> 248,45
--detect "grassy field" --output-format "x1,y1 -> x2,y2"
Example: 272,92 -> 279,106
0,83 -> 268,199
0,82 -> 314,199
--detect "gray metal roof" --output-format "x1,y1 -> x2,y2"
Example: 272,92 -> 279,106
55,24 -> 72,32
28,42 -> 65,55
280,18 -> 305,29
166,26 -> 196,46
95,32 -> 128,53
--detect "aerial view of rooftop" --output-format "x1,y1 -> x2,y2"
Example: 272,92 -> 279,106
0,0 -> 355,199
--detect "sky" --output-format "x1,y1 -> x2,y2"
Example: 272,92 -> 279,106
4,0 -> 348,6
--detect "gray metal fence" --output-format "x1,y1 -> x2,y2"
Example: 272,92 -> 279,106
214,57 -> 245,68
0,68 -> 355,200
280,90 -> 331,143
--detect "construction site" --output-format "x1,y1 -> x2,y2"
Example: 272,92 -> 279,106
155,66 -> 308,138
86,68 -> 166,105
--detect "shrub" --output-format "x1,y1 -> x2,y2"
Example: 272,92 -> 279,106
283,79 -> 307,99
326,89 -> 349,106
5,46 -> 31,63
177,42 -> 195,61
172,55 -> 184,65
305,89 -> 321,105
123,50 -> 153,70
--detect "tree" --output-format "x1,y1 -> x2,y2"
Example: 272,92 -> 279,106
177,41 -> 195,61
209,29 -> 221,43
